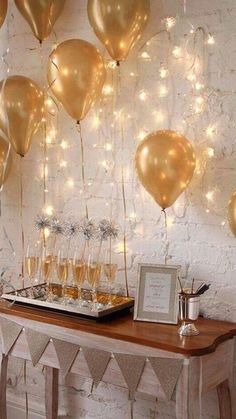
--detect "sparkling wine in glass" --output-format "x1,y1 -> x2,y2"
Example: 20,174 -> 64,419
72,248 -> 87,307
25,243 -> 39,297
87,247 -> 101,311
104,249 -> 117,306
57,249 -> 69,303
42,247 -> 53,301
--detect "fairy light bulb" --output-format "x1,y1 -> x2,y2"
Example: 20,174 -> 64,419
207,35 -> 215,45
60,160 -> 67,168
158,85 -> 168,97
195,82 -> 204,91
102,84 -> 113,95
206,147 -> 215,157
172,46 -> 182,58
206,125 -> 215,138
61,140 -> 68,149
187,73 -> 196,82
44,205 -> 54,216
104,143 -> 112,151
165,16 -> 176,30
159,67 -> 169,79
140,51 -> 151,60
92,115 -> 101,129
206,191 -> 214,201
67,178 -> 74,188
137,130 -> 147,141
153,110 -> 164,123
139,90 -> 148,101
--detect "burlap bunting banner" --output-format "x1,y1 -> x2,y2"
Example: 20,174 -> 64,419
25,328 -> 50,366
149,357 -> 183,400
0,317 -> 23,354
53,338 -> 79,376
114,353 -> 146,399
82,347 -> 111,387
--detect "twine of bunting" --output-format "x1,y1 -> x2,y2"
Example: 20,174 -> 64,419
149,358 -> 183,401
114,353 -> 146,400
53,338 -> 79,376
82,347 -> 111,387
0,317 -> 22,354
25,329 -> 50,366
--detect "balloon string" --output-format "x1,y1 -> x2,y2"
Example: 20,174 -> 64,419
116,64 -> 129,298
162,209 -> 168,264
20,157 -> 25,288
76,122 -> 88,219
130,400 -> 134,419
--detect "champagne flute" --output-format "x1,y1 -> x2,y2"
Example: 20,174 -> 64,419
42,247 -> 53,301
104,249 -> 117,307
25,243 -> 39,297
72,247 -> 86,307
57,248 -> 69,304
87,247 -> 101,311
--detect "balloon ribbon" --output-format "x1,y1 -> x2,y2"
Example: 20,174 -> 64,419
76,122 -> 88,219
20,158 -> 25,288
121,124 -> 129,297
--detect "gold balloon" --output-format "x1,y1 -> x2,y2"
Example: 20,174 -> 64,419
87,0 -> 150,63
227,191 -> 236,237
0,0 -> 7,29
135,130 -> 196,209
0,75 -> 44,157
47,39 -> 106,122
0,135 -> 12,188
14,0 -> 65,42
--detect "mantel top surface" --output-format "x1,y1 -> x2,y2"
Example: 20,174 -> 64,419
0,305 -> 235,356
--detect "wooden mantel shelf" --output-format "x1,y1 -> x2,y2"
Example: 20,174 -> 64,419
0,304 -> 235,356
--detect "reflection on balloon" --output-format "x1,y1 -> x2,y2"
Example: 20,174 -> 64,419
135,130 -> 196,209
87,0 -> 150,63
14,0 -> 66,42
228,191 -> 236,237
47,39 -> 106,122
0,75 -> 44,157
0,135 -> 11,189
0,0 -> 7,29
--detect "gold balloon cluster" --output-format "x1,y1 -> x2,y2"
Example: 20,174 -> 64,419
0,0 -> 151,190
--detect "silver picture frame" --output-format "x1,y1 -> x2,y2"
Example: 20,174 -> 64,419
134,263 -> 180,324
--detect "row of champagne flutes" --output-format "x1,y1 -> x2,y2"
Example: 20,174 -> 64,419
24,242 -> 118,311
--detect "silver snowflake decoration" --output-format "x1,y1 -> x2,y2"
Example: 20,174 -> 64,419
64,221 -> 79,237
79,217 -> 97,241
35,215 -> 51,231
98,219 -> 119,241
50,218 -> 65,236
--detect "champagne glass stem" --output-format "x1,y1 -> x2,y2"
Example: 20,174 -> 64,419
92,286 -> 97,311
109,281 -> 112,306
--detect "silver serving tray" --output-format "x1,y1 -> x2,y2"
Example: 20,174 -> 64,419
2,284 -> 134,319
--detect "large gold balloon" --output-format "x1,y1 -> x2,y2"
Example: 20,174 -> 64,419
47,39 -> 106,122
14,0 -> 65,42
0,0 -> 7,29
0,135 -> 12,189
87,0 -> 150,63
135,130 -> 196,210
0,76 -> 44,157
227,191 -> 236,237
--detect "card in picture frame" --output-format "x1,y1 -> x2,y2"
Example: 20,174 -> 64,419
134,263 -> 180,324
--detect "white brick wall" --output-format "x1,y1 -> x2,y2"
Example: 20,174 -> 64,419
1,0 -> 236,417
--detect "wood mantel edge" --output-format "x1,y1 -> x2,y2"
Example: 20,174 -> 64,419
0,305 -> 235,357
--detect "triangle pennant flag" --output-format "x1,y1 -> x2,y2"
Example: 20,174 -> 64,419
149,357 -> 183,400
25,328 -> 50,366
114,353 -> 146,399
0,318 -> 23,354
53,338 -> 79,376
82,347 -> 111,387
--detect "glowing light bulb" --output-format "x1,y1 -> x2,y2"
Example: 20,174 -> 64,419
153,110 -> 164,123
187,73 -> 196,82
206,147 -> 215,157
137,130 -> 147,141
61,140 -> 68,149
195,82 -> 204,91
196,96 -> 204,105
44,205 -> 54,216
104,142 -> 112,151
67,178 -> 74,188
60,160 -> 67,168
158,85 -> 168,97
129,212 -> 136,220
207,35 -> 215,45
172,46 -> 182,58
206,191 -> 214,201
102,84 -> 113,95
92,115 -> 101,129
140,51 -> 151,60
165,16 -> 176,30
139,90 -> 148,101
159,67 -> 169,79
206,125 -> 215,138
